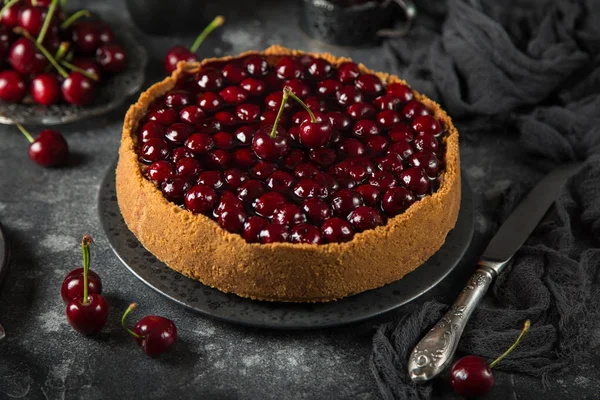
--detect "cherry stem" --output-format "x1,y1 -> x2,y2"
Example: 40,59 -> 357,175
15,123 -> 34,143
36,0 -> 58,45
489,320 -> 530,369
81,234 -> 93,306
53,41 -> 69,61
189,15 -> 225,53
284,86 -> 317,123
60,9 -> 90,29
270,86 -> 291,138
59,0 -> 66,9
60,60 -> 98,81
0,0 -> 21,18
13,27 -> 68,78
121,303 -> 143,339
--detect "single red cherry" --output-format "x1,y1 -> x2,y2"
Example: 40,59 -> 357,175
291,224 -> 323,244
386,82 -> 414,103
237,179 -> 265,203
244,55 -> 269,76
62,72 -> 96,105
17,123 -> 69,167
161,177 -> 191,202
30,72 -> 60,105
254,192 -> 286,218
252,89 -> 292,160
450,320 -> 530,399
283,86 -> 332,148
61,235 -> 102,303
382,187 -> 416,216
96,43 -> 127,73
66,235 -> 108,335
9,37 -> 48,75
321,217 -> 354,243
71,21 -> 100,54
399,167 -> 430,195
348,206 -> 384,232
412,115 -> 442,136
19,5 -> 53,37
0,70 -> 26,102
1,1 -> 22,27
185,184 -> 217,214
242,216 -> 269,243
147,160 -> 174,182
164,16 -> 224,74
337,62 -> 360,84
122,303 -> 177,357
260,223 -> 291,243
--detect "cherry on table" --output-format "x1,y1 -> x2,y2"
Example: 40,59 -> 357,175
17,123 -> 69,167
61,235 -> 103,303
66,235 -> 109,335
450,320 -> 531,399
122,303 -> 177,357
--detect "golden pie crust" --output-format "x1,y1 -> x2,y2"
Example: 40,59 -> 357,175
116,45 -> 461,302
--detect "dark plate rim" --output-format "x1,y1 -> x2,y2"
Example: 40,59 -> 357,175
0,222 -> 9,289
98,164 -> 473,330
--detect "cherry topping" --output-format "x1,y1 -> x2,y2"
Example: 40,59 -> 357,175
293,178 -> 327,199
382,187 -> 415,216
376,110 -> 401,130
291,224 -> 323,244
219,86 -> 249,105
321,218 -> 354,243
386,83 -> 414,103
161,177 -> 191,202
348,206 -> 384,232
353,120 -> 380,137
412,115 -> 442,136
273,204 -> 306,226
399,167 -> 430,195
331,189 -> 363,217
244,55 -> 269,76
196,68 -> 224,92
176,157 -> 202,179
254,192 -> 286,218
336,85 -> 363,106
413,133 -> 440,154
409,152 -> 441,178
355,74 -> 383,96
275,56 -> 303,80
122,303 -> 178,357
348,102 -> 376,120
218,205 -> 246,233
402,100 -> 430,120
148,160 -> 174,182
266,171 -> 295,193
148,108 -> 179,125
240,77 -> 266,96
307,58 -> 332,80
237,179 -> 265,203
197,170 -> 224,189
260,223 -> 290,244
242,215 -> 268,242
337,62 -> 360,84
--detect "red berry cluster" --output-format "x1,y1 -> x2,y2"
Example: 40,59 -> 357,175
137,53 -> 447,244
62,235 -> 177,357
0,0 -> 127,106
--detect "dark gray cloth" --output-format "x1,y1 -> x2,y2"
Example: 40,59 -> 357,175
371,0 -> 600,398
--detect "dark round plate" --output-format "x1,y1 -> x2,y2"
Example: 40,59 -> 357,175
0,222 -> 9,289
98,164 -> 473,329
0,29 -> 147,126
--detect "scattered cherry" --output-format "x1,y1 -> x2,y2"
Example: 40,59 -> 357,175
122,303 -> 177,357
450,320 -> 530,399
66,235 -> 109,335
61,235 -> 103,303
17,123 -> 68,167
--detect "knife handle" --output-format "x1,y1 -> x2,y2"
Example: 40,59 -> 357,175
407,265 -> 497,382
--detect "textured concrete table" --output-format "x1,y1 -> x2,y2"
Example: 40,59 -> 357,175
0,1 -> 598,399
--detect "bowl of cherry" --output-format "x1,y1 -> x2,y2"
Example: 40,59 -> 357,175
0,0 -> 147,125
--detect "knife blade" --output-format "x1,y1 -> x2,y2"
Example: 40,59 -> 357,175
408,163 -> 581,383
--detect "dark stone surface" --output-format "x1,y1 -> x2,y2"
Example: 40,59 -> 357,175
0,1 -> 598,399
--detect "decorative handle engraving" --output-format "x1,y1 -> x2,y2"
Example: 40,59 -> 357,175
407,267 -> 495,382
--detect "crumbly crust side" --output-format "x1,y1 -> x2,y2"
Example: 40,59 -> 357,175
116,45 -> 461,302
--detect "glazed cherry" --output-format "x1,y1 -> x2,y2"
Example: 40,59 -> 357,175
450,320 -> 530,399
331,189 -> 363,217
0,70 -> 26,102
96,43 -> 127,73
196,68 -> 224,92
161,177 -> 191,202
17,124 -> 69,167
62,72 -> 96,105
402,100 -> 430,120
147,160 -> 174,182
376,110 -> 401,130
252,125 -> 290,161
389,123 -> 414,142
309,147 -> 336,166
197,92 -> 223,112
337,62 -> 360,84
307,58 -> 332,80
409,152 -> 441,177
234,148 -> 257,168
387,141 -> 414,159
179,105 -> 205,124
164,16 -> 224,74
336,86 -> 363,107
240,77 -> 266,96
354,185 -> 380,207
328,111 -> 352,131
322,217 -> 354,243
293,178 -> 327,199
352,120 -> 379,137
185,133 -> 214,154
276,56 -> 303,80
355,74 -> 383,96
61,242 -> 103,304
413,133 -> 439,154
242,215 -> 269,242
176,157 -> 202,179
148,108 -> 179,125
184,184 -> 217,214
255,192 -> 286,218
223,62 -> 247,84
170,147 -> 194,164
141,138 -> 170,162
348,102 -> 376,120
266,171 -> 295,193
165,123 -> 194,144
273,204 -> 306,226
412,115 -> 442,136
373,95 -> 400,111
259,223 -> 290,243
244,55 -> 269,76
197,170 -> 224,189
348,206 -> 384,232
9,37 -> 48,75
220,86 -> 248,105
236,103 -> 261,122
399,167 -> 430,195
66,235 -> 109,335
386,83 -> 414,103
382,187 -> 415,216
338,138 -> 366,157
139,122 -> 165,143
301,198 -> 332,225
369,171 -> 397,190
250,160 -> 278,179
291,224 -> 323,244
122,303 -> 178,357
237,180 -> 265,202
317,79 -> 341,97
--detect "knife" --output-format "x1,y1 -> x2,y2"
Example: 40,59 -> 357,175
408,163 -> 582,382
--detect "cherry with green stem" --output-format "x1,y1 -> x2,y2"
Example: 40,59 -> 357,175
60,9 -> 90,30
13,26 -> 68,78
121,303 -> 178,357
65,235 -> 109,335
286,86 -> 333,148
251,87 -> 291,161
16,122 -> 69,167
450,320 -> 531,399
164,15 -> 225,74
61,234 -> 103,303
36,0 -> 57,45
